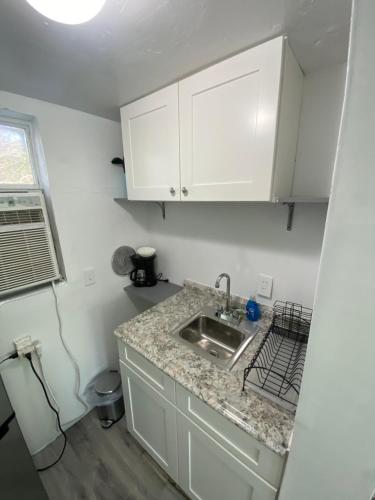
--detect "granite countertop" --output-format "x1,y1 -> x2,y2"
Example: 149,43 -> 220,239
114,280 -> 295,456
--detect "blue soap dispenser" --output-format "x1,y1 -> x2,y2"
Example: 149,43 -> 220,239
246,296 -> 261,322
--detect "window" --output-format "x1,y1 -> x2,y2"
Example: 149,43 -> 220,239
0,119 -> 39,188
0,114 -> 63,296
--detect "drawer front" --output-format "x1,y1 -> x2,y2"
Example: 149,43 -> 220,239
176,384 -> 285,487
118,341 -> 176,403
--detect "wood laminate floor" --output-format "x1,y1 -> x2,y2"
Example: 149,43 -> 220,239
34,411 -> 187,500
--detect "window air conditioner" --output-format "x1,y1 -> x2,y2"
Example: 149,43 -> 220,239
0,191 -> 60,296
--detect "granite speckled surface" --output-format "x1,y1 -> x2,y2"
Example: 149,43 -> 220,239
115,280 -> 294,456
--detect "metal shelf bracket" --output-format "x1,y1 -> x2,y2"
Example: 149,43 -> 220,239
284,202 -> 295,231
114,198 -> 166,220
155,202 -> 166,220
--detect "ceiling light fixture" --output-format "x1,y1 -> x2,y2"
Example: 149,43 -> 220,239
26,0 -> 106,25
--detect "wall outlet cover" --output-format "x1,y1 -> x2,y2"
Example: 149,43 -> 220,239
257,273 -> 273,298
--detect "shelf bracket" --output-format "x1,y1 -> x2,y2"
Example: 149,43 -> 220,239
155,202 -> 166,220
284,202 -> 295,231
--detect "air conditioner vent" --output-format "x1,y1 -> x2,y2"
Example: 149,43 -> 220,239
0,192 -> 60,296
0,208 -> 45,226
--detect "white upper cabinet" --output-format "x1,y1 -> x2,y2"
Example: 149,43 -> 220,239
120,37 -> 303,202
179,36 -> 302,201
120,84 -> 180,201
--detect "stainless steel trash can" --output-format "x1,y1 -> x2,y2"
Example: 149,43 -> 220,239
90,370 -> 125,428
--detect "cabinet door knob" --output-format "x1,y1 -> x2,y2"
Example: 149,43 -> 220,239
181,187 -> 188,196
169,187 -> 176,196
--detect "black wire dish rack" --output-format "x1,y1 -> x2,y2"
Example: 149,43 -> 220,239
242,301 -> 312,412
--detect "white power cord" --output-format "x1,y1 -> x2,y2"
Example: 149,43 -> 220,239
34,352 -> 86,429
34,349 -> 90,432
51,282 -> 89,413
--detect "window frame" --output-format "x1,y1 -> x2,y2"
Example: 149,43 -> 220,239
0,115 -> 41,191
0,110 -> 66,285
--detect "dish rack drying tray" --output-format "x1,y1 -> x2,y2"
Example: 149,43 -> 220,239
242,301 -> 312,412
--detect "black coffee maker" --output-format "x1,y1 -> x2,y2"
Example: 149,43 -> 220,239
130,247 -> 157,287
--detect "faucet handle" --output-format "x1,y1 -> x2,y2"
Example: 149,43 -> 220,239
215,304 -> 224,317
232,309 -> 240,319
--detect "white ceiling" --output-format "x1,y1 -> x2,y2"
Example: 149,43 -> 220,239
0,0 -> 351,121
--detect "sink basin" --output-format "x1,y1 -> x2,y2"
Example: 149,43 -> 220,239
180,316 -> 245,359
172,307 -> 259,370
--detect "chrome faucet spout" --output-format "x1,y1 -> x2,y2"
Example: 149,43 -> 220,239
215,273 -> 231,313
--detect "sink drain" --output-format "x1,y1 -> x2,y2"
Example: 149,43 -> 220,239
208,349 -> 219,358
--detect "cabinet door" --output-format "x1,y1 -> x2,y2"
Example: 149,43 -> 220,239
176,384 -> 284,487
120,84 -> 180,201
179,37 -> 283,201
177,413 -> 278,500
120,362 -> 178,482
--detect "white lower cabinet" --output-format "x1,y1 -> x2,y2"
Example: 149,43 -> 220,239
120,361 -> 178,482
177,413 -> 277,500
119,346 -> 284,500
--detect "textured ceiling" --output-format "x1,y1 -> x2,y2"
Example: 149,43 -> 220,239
0,0 -> 351,121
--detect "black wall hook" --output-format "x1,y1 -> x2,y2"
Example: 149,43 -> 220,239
111,157 -> 125,172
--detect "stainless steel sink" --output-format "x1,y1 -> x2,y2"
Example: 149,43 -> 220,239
172,307 -> 259,370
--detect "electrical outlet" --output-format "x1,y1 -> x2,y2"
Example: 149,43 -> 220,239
84,268 -> 96,286
14,335 -> 34,357
257,274 -> 273,298
13,336 -> 41,358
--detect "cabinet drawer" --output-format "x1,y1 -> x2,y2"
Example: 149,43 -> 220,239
176,384 -> 285,487
118,342 -> 176,403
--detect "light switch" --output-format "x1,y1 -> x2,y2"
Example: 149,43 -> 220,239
84,268 -> 96,286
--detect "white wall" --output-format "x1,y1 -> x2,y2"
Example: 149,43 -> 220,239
0,91 -> 149,454
279,1 -> 375,499
293,62 -> 346,198
148,202 -> 326,308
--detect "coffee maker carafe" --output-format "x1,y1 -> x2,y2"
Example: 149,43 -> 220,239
130,247 -> 157,287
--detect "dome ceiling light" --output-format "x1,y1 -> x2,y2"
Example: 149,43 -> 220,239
26,0 -> 106,25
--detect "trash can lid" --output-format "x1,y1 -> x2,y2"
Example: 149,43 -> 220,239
94,371 -> 121,395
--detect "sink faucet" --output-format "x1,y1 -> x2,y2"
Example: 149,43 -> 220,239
215,273 -> 231,313
214,274 -> 241,325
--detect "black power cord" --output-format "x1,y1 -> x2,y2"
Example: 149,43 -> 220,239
25,353 -> 67,472
0,352 -> 18,365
